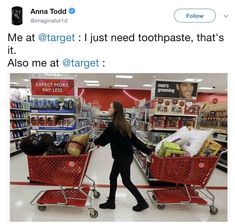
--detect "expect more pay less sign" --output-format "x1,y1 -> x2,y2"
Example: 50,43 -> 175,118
31,79 -> 75,96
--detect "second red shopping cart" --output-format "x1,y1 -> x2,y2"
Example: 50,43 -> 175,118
147,152 -> 226,215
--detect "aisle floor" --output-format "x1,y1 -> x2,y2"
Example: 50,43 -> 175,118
10,145 -> 228,222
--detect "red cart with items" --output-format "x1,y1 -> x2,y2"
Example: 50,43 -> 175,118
147,151 -> 226,215
28,144 -> 100,218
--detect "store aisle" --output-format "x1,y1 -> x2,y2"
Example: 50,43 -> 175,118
10,145 -> 228,221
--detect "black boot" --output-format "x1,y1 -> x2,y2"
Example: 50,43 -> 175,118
99,199 -> 115,209
132,200 -> 149,212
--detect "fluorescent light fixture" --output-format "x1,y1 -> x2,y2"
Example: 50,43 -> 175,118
199,87 -> 214,90
116,75 -> 133,79
10,82 -> 19,85
22,79 -> 29,82
114,84 -> 128,88
143,84 -> 152,87
84,80 -> 99,84
86,83 -> 100,87
184,78 -> 203,82
45,74 -> 63,77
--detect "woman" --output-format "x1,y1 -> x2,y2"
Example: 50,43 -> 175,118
94,102 -> 152,212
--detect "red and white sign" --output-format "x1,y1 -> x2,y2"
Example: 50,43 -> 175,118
31,79 -> 75,96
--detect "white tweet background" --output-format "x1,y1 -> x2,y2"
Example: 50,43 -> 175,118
1,0 -> 234,223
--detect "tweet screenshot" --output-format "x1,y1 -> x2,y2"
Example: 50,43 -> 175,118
3,0 -> 233,223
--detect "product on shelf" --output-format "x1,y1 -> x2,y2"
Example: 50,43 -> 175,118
198,138 -> 222,156
10,100 -> 30,110
30,98 -> 76,111
151,115 -> 196,130
46,116 -> 56,126
151,98 -> 186,114
149,131 -> 172,144
199,110 -> 227,129
30,115 -> 76,129
213,133 -> 227,141
184,101 -> 200,115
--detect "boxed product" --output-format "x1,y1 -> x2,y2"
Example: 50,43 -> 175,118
216,133 -> 227,141
158,141 -> 183,157
152,98 -> 185,114
198,138 -> 222,156
31,115 -> 38,126
38,115 -> 46,126
184,101 -> 200,115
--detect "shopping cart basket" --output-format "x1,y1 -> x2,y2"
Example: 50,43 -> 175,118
28,143 -> 100,218
147,151 -> 226,215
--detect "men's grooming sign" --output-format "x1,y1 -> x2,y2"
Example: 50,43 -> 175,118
155,80 -> 198,99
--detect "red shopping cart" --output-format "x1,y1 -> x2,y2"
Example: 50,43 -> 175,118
147,151 -> 226,215
28,144 -> 100,218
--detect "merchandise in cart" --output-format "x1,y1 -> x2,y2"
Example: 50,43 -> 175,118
28,141 -> 100,218
147,151 -> 226,215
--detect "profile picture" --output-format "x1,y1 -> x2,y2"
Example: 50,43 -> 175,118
12,6 -> 23,25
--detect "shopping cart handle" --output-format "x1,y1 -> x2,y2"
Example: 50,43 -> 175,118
218,150 -> 227,158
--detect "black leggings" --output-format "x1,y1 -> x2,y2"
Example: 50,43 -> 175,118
108,156 -> 145,203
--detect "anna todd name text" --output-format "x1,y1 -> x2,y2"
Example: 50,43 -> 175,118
31,8 -> 67,14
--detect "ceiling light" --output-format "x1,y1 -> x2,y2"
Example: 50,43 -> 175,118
114,84 -> 128,88
116,75 -> 133,79
143,84 -> 152,87
10,82 -> 19,85
44,74 -> 63,77
199,87 -> 214,90
84,80 -> 99,84
22,79 -> 29,82
86,83 -> 100,87
184,78 -> 203,82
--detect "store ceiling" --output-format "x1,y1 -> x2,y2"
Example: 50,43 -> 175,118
10,73 -> 227,93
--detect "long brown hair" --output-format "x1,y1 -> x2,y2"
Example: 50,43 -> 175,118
112,102 -> 132,138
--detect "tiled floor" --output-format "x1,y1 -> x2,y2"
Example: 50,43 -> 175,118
10,145 -> 228,221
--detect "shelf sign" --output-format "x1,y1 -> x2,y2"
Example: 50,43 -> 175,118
31,79 -> 75,96
155,80 -> 198,99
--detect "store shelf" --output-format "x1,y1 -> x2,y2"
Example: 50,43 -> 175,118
10,136 -> 27,141
10,118 -> 28,120
77,117 -> 90,120
10,108 -> 30,111
150,127 -> 178,131
77,125 -> 92,131
136,135 -> 157,147
10,149 -> 23,157
10,127 -> 30,131
32,126 -> 77,131
133,153 -> 148,176
30,110 -> 76,115
212,138 -> 227,143
199,127 -> 227,134
217,162 -> 227,169
153,113 -> 198,117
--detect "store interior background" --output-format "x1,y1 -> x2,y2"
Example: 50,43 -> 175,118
10,73 -> 228,221
10,73 -> 227,110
